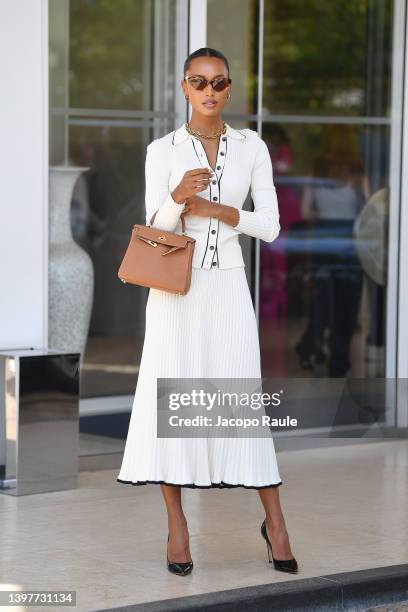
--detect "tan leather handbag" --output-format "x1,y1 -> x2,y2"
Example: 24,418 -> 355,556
118,210 -> 196,295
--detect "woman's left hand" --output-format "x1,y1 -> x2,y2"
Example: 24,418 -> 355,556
181,195 -> 212,219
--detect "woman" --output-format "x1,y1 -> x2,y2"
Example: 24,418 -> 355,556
117,47 -> 298,577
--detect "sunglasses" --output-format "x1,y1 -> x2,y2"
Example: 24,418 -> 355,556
184,75 -> 232,92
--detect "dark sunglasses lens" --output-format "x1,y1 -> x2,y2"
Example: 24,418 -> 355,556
189,78 -> 206,90
213,78 -> 229,91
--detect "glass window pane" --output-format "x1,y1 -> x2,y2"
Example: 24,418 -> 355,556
207,0 -> 259,116
49,0 -> 181,406
69,125 -> 148,398
263,0 -> 394,117
259,122 -> 389,378
69,0 -> 175,113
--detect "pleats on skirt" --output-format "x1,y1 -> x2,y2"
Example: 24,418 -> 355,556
116,266 -> 282,489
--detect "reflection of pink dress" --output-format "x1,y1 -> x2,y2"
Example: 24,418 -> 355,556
260,144 -> 301,319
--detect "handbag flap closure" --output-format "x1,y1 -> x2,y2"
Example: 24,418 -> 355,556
133,224 -> 195,248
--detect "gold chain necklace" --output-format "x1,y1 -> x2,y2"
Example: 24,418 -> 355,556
185,121 -> 227,140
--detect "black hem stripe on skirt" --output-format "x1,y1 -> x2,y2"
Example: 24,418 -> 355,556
116,477 -> 283,490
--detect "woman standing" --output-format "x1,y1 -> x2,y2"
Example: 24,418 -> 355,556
117,47 -> 298,577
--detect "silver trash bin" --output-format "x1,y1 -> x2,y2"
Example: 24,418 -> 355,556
0,348 -> 79,495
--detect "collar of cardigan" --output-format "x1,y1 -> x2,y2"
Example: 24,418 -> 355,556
173,122 -> 246,145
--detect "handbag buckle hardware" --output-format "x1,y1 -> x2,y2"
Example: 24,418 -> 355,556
147,239 -> 158,247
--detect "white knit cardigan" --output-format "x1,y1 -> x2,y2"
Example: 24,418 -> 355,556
145,122 -> 281,269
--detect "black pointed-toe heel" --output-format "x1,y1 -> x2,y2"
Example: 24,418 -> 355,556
260,519 -> 298,574
166,534 -> 194,576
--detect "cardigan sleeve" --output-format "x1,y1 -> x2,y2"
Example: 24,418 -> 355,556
233,138 -> 281,242
144,141 -> 186,231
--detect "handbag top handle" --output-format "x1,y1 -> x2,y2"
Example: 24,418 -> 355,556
149,209 -> 186,235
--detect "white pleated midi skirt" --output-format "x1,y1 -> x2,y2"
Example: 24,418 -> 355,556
116,267 -> 282,489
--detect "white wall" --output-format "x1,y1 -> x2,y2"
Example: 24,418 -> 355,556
0,0 -> 48,350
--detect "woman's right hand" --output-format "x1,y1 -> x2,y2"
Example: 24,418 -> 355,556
171,168 -> 214,204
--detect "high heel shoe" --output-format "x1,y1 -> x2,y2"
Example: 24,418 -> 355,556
166,534 -> 194,576
260,519 -> 298,573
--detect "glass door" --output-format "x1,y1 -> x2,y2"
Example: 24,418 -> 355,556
259,0 -> 396,383
49,0 -> 187,456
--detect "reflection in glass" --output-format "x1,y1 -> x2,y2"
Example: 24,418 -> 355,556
49,0 -> 180,401
69,0 -> 175,113
207,0 -> 258,116
69,126 -> 148,398
259,123 -> 389,378
295,125 -> 367,377
263,0 -> 393,117
259,0 -> 393,380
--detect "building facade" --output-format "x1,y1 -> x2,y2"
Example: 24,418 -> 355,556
1,0 -> 407,465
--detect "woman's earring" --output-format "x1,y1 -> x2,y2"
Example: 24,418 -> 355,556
227,90 -> 231,101
185,95 -> 189,101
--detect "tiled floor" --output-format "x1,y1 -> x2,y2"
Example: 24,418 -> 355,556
0,439 -> 407,611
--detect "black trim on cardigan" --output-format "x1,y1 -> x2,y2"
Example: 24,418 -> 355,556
117,477 -> 283,490
201,136 -> 220,268
191,139 -> 212,268
213,136 -> 228,267
209,136 -> 222,268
